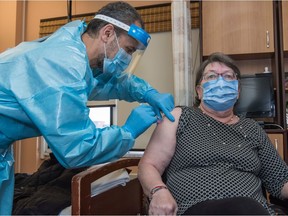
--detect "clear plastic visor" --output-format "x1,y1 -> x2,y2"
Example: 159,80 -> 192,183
94,14 -> 151,74
124,49 -> 145,74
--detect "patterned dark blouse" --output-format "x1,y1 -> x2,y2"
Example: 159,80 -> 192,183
163,106 -> 288,215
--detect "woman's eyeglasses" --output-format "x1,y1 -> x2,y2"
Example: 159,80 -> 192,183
202,71 -> 237,81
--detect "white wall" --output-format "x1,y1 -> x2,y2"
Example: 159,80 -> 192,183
117,32 -> 174,149
117,29 -> 200,149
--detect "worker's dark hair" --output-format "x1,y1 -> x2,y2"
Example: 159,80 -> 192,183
85,1 -> 144,38
194,52 -> 241,107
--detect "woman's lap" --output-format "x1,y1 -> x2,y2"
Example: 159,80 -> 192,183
183,197 -> 270,215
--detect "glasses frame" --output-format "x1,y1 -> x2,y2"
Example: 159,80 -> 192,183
202,71 -> 238,82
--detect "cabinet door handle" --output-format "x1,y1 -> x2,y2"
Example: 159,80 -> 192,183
266,31 -> 270,48
274,138 -> 278,150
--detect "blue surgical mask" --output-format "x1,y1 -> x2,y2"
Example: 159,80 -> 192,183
202,77 -> 239,111
103,35 -> 132,74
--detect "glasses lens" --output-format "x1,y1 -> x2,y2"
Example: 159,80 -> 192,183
203,72 -> 218,81
222,72 -> 237,81
203,71 -> 236,81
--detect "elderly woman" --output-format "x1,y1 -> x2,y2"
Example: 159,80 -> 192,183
138,52 -> 288,215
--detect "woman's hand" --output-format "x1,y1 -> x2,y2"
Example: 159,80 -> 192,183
148,189 -> 178,215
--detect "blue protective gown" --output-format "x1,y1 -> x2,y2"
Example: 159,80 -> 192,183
0,20 -> 153,215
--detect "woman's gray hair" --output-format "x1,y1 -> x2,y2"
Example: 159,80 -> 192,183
194,52 -> 241,107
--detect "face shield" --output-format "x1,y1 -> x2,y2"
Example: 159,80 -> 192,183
94,14 -> 151,74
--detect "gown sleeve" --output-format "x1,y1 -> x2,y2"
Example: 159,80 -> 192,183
16,44 -> 135,168
88,72 -> 154,103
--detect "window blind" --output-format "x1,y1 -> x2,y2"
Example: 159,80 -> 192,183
39,2 -> 199,38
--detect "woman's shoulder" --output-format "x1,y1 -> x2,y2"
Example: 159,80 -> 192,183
238,115 -> 268,134
163,106 -> 195,126
172,106 -> 200,125
175,106 -> 198,115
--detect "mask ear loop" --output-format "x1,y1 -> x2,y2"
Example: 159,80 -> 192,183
114,32 -> 121,52
104,32 -> 120,60
104,42 -> 107,59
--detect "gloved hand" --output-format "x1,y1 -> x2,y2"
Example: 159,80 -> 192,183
144,89 -> 175,122
122,105 -> 157,139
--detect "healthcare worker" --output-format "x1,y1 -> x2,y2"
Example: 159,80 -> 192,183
0,1 -> 175,214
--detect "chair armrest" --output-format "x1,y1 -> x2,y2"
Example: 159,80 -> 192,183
71,158 -> 143,215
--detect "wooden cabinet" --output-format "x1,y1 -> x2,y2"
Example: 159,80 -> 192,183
14,137 -> 43,174
201,1 -> 288,162
202,1 -> 274,56
282,1 -> 288,52
267,133 -> 284,160
282,1 -> 288,76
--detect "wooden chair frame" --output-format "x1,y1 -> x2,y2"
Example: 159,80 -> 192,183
71,158 -> 147,215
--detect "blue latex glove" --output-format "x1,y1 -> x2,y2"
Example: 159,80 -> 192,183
122,105 -> 157,139
144,89 -> 175,122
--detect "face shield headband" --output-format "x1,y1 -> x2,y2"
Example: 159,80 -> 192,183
94,14 -> 151,50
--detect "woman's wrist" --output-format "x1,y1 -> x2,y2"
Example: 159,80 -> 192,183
149,185 -> 168,200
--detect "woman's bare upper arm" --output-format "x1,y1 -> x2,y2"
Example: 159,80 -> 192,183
141,107 -> 182,175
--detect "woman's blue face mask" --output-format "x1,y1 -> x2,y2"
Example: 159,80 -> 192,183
202,76 -> 239,111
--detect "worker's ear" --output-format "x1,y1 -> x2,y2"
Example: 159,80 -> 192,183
101,24 -> 115,43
